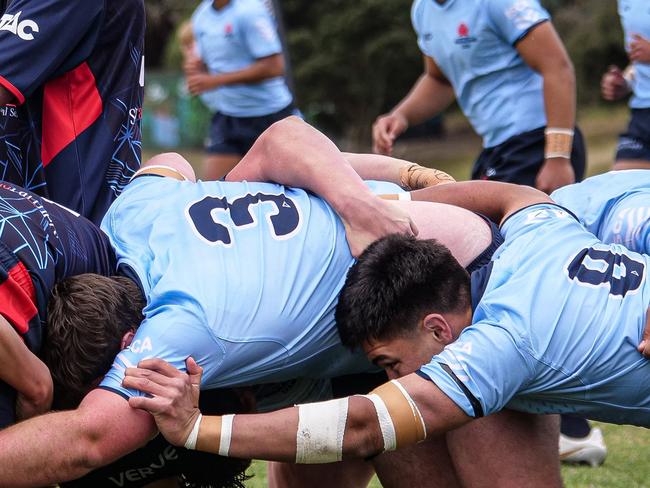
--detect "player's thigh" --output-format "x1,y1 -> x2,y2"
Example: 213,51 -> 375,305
372,436 -> 462,488
268,460 -> 375,488
202,153 -> 241,181
447,410 -> 561,488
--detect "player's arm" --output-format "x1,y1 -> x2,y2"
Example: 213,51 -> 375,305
124,358 -> 470,463
0,389 -> 156,486
0,316 -> 52,419
516,21 -> 576,193
372,55 -> 455,155
226,116 -> 417,256
187,53 -> 284,95
411,180 -> 552,225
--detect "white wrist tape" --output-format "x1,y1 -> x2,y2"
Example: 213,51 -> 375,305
219,414 -> 235,456
184,413 -> 203,450
398,192 -> 412,201
132,164 -> 188,181
296,398 -> 348,464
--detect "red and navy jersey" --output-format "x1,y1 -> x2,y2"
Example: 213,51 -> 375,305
0,0 -> 145,224
0,181 -> 115,353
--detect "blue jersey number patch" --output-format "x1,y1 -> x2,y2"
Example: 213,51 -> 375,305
186,192 -> 301,245
567,246 -> 645,297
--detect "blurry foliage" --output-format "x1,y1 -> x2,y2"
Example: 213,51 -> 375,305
146,0 -> 628,143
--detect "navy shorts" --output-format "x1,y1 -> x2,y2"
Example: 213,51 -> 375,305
616,108 -> 650,162
206,104 -> 297,155
472,126 -> 586,186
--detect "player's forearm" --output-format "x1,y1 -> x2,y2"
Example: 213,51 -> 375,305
391,73 -> 454,128
342,152 -> 411,184
541,59 -> 576,131
227,117 -> 377,219
214,54 -> 285,86
411,181 -> 550,224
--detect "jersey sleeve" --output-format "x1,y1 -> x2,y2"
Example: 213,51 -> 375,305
0,0 -> 103,103
417,320 -> 534,417
410,0 -> 431,56
486,0 -> 550,46
99,305 -> 222,400
238,6 -> 283,59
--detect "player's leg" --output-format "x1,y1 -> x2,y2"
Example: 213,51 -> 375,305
447,410 -> 562,488
268,460 -> 375,488
613,108 -> 650,170
203,154 -> 242,181
372,437 -> 462,488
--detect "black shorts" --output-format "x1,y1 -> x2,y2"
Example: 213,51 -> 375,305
472,126 -> 586,186
616,108 -> 650,162
206,103 -> 297,156
465,214 -> 504,274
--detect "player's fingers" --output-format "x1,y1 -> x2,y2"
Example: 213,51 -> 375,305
122,375 -> 173,397
137,358 -> 183,378
124,366 -> 177,386
128,395 -> 166,413
185,357 -> 203,386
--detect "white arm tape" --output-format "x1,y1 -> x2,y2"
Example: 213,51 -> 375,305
131,164 -> 189,181
398,192 -> 412,201
219,414 -> 235,457
391,380 -> 427,440
183,413 -> 203,450
296,398 -> 348,464
365,394 -> 397,451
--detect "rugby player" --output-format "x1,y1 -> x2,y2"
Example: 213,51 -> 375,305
0,118 -> 560,488
0,0 -> 145,223
122,179 -> 650,471
0,182 -> 115,426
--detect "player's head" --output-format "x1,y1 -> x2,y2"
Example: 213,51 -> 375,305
336,234 -> 472,379
43,274 -> 145,409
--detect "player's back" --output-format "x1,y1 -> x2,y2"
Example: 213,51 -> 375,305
479,204 -> 650,425
0,181 -> 115,351
102,176 -> 367,387
551,170 -> 650,253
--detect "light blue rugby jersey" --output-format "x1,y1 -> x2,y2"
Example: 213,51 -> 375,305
619,0 -> 650,108
99,178 -> 402,398
411,0 -> 549,148
419,204 -> 650,426
552,170 -> 650,254
192,0 -> 292,116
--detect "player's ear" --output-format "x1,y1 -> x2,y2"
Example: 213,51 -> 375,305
120,329 -> 136,349
422,313 -> 453,344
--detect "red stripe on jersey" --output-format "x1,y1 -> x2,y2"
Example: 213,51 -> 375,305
0,75 -> 26,105
41,62 -> 103,167
0,262 -> 37,336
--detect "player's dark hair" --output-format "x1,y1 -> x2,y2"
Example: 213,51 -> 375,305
336,234 -> 471,350
43,274 -> 145,409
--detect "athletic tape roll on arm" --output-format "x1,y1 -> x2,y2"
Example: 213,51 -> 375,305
544,128 -> 574,160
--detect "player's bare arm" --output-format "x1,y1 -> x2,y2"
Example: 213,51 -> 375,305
187,53 -> 284,95
0,389 -> 155,486
517,21 -> 576,193
133,152 -> 197,182
124,358 -> 471,463
227,116 -> 418,256
411,180 -> 552,225
0,316 -> 52,419
372,55 -> 455,155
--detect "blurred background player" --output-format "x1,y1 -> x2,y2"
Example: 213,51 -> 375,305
372,0 -> 585,194
188,0 -> 298,180
601,0 -> 650,170
0,0 -> 145,224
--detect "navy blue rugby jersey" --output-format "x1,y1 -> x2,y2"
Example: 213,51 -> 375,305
0,0 -> 145,224
0,181 -> 115,352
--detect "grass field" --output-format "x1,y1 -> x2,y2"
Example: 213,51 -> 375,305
145,105 -> 650,487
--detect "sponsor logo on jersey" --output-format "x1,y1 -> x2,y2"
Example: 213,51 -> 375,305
224,23 -> 234,37
129,336 -> 153,354
0,11 -> 39,41
454,23 -> 477,49
0,105 -> 18,118
108,445 -> 179,487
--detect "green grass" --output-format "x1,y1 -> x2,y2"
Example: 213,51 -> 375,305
146,105 -> 648,488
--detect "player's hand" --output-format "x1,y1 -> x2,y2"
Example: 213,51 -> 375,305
124,357 -> 203,447
630,34 -> 650,64
341,196 -> 418,257
535,157 -> 575,194
187,73 -> 218,95
183,57 -> 206,76
601,66 -> 630,101
372,113 -> 409,156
